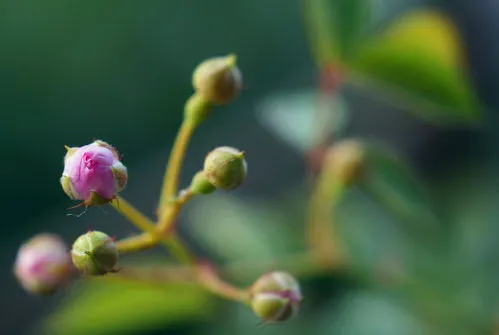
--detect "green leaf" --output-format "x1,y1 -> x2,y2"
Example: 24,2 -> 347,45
186,195 -> 297,262
349,9 -> 481,125
256,89 -> 348,153
358,143 -> 438,236
318,291 -> 430,335
305,0 -> 372,65
42,279 -> 214,335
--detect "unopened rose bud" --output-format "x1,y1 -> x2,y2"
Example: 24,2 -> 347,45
192,54 -> 242,105
250,271 -> 302,323
61,140 -> 127,206
189,171 -> 216,195
14,234 -> 72,295
71,231 -> 119,276
203,146 -> 247,190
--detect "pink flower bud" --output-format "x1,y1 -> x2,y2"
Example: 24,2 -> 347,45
14,234 -> 72,295
60,140 -> 127,205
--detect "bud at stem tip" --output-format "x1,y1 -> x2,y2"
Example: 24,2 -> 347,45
203,146 -> 247,190
250,271 -> 302,323
71,231 -> 119,276
14,234 -> 72,295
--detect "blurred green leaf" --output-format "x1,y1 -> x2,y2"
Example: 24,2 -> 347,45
305,0 -> 371,64
359,143 -> 438,236
43,279 -> 214,335
318,291 -> 429,335
349,9 -> 480,125
186,195 -> 298,262
206,302 -> 307,335
256,89 -> 348,153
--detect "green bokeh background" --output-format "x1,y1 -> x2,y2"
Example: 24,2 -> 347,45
3,0 -> 499,334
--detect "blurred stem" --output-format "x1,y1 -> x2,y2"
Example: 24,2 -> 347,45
306,66 -> 344,178
158,120 -> 197,216
109,250 -> 331,303
110,196 -> 196,264
197,261 -> 250,303
111,197 -> 157,235
306,171 -> 347,269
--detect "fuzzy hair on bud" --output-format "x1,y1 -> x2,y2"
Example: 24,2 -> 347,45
71,231 -> 119,276
14,234 -> 72,295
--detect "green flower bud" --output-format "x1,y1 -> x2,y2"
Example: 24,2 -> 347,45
189,171 -> 216,195
71,231 -> 118,276
323,139 -> 365,186
203,146 -> 247,190
250,271 -> 302,323
192,54 -> 242,105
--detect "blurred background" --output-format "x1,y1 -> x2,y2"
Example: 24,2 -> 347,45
3,0 -> 499,334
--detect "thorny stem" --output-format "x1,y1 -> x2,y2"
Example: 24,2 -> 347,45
158,120 -> 197,216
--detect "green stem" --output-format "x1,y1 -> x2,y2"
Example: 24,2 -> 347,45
197,262 -> 250,303
306,172 -> 346,268
108,251 -> 330,303
157,189 -> 195,235
158,120 -> 197,216
110,196 -> 156,235
110,196 -> 196,264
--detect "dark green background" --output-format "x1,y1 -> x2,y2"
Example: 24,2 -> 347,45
3,0 -> 499,334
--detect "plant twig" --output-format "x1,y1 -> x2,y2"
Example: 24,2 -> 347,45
158,120 -> 197,216
110,196 -> 196,264
157,189 -> 194,235
108,251 -> 332,302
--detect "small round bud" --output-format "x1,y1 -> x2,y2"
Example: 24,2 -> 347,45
250,271 -> 302,323
323,139 -> 365,186
189,171 -> 216,195
71,231 -> 118,276
61,140 -> 128,206
192,54 -> 242,105
14,234 -> 72,295
203,146 -> 247,190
